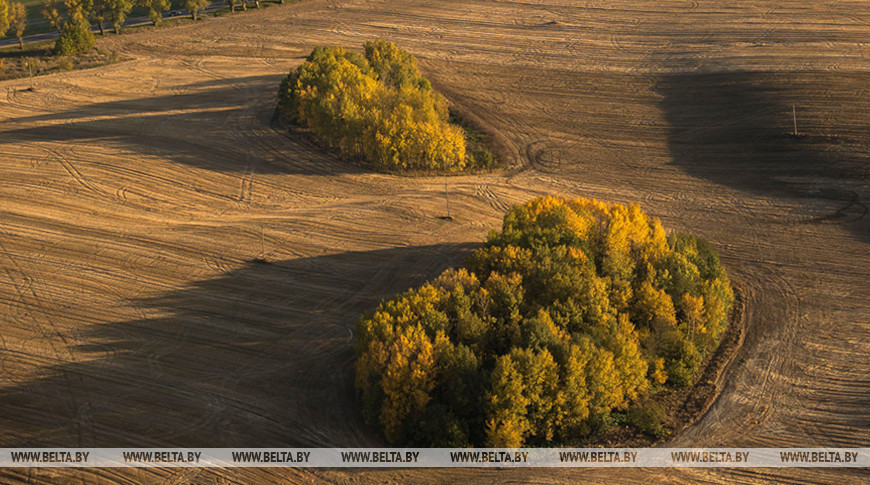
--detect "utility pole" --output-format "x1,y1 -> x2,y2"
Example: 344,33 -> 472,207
260,225 -> 265,260
252,224 -> 268,264
445,182 -> 451,220
792,104 -> 798,136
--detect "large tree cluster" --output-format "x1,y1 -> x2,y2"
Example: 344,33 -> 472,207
355,196 -> 733,446
278,39 -> 492,172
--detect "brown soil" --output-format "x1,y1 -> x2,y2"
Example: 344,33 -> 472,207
0,0 -> 868,483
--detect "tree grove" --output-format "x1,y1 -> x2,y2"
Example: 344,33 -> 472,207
278,40 -> 494,172
355,196 -> 734,446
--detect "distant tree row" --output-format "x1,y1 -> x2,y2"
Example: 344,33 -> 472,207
277,39 -> 495,172
0,0 -> 212,55
355,196 -> 734,446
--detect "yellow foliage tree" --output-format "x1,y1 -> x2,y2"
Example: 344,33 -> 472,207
485,353 -> 531,447
379,325 -> 437,442
635,280 -> 678,330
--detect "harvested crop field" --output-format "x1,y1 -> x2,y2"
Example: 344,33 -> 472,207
1,0 -> 868,483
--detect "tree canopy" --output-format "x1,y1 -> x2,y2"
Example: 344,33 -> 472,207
184,0 -> 208,20
138,0 -> 170,25
0,0 -> 10,40
105,0 -> 133,33
277,39 -> 494,172
355,196 -> 734,446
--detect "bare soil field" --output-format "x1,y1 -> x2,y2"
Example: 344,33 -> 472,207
1,0 -> 868,483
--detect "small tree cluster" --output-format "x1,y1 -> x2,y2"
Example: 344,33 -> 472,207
278,40 -> 489,172
51,0 -> 95,55
355,196 -> 733,446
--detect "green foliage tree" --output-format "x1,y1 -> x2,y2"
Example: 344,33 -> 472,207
279,40 -> 491,172
184,0 -> 208,20
106,0 -> 132,33
628,400 -> 667,438
42,0 -> 64,34
54,16 -> 95,54
355,196 -> 734,446
91,0 -> 107,35
8,2 -> 26,49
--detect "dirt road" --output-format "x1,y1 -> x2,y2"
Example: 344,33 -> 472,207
0,0 -> 868,483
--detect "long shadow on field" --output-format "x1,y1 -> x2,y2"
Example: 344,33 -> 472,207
1,75 -> 359,175
0,243 -> 476,447
655,71 -> 870,243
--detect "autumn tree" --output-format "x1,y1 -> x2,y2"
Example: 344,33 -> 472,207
135,0 -> 168,25
0,0 -> 9,40
91,0 -> 107,34
105,0 -> 132,33
184,0 -> 208,20
485,353 -> 531,447
8,2 -> 25,49
41,0 -> 63,33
